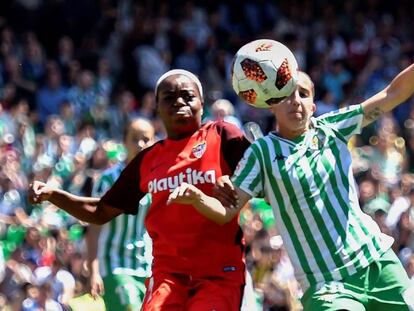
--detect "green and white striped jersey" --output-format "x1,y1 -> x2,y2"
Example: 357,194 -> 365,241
92,162 -> 152,278
233,105 -> 393,291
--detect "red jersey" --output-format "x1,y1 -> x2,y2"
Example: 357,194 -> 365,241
102,121 -> 250,284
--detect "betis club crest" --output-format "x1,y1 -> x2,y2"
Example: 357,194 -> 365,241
192,141 -> 207,158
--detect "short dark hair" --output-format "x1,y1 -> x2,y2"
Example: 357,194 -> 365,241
298,71 -> 315,98
122,117 -> 152,142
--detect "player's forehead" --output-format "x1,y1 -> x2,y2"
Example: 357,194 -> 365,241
296,71 -> 314,94
158,74 -> 201,95
129,120 -> 154,136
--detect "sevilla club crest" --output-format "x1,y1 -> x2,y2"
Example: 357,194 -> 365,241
192,141 -> 207,158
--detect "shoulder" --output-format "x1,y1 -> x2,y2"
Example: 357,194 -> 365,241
203,120 -> 244,139
316,104 -> 363,123
208,120 -> 244,135
248,136 -> 273,154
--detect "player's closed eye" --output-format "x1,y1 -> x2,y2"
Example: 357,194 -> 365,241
268,96 -> 287,105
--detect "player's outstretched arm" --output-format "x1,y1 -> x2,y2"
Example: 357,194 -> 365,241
28,181 -> 122,224
362,63 -> 414,127
167,182 -> 251,225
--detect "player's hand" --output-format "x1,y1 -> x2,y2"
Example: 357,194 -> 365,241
90,272 -> 104,298
28,181 -> 53,204
167,183 -> 202,205
213,175 -> 239,209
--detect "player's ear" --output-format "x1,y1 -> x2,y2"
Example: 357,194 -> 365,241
311,103 -> 316,114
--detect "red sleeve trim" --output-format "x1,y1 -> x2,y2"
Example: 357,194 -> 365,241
215,120 -> 251,173
101,144 -> 156,214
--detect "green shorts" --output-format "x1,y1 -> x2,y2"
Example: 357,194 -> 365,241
301,249 -> 414,311
102,273 -> 147,311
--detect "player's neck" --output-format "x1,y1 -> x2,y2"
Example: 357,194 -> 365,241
276,126 -> 308,141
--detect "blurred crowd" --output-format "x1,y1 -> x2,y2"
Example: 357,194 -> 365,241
1,0 -> 414,310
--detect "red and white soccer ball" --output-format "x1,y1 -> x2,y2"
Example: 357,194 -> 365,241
231,39 -> 299,109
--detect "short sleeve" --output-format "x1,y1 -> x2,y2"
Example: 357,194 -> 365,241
101,152 -> 147,214
317,104 -> 364,141
217,121 -> 251,173
232,143 -> 265,198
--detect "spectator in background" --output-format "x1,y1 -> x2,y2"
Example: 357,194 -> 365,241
0,175 -> 24,221
137,91 -> 157,121
59,101 -> 76,136
133,38 -> 169,93
364,129 -> 406,187
404,253 -> 414,283
371,15 -> 401,69
322,59 -> 352,106
2,54 -> 36,109
96,57 -> 113,98
56,36 -> 75,85
22,282 -> 62,311
394,209 -> 414,255
21,32 -> 46,85
67,70 -> 98,118
386,174 -> 414,231
314,88 -> 337,117
210,98 -> 242,129
314,15 -> 347,62
33,256 -> 75,308
346,12 -> 373,73
36,62 -> 68,128
283,32 -> 307,71
202,49 -> 235,103
0,27 -> 22,61
42,115 -> 65,161
174,38 -> 201,76
109,90 -> 140,141
89,96 -> 111,140
1,248 -> 35,306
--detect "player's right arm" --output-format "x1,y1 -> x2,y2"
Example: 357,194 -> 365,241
29,149 -> 149,224
28,180 -> 122,224
167,182 -> 252,225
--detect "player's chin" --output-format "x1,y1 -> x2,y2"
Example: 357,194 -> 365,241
173,114 -> 197,125
172,112 -> 194,121
287,116 -> 304,125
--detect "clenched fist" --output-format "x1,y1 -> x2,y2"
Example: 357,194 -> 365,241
28,181 -> 54,204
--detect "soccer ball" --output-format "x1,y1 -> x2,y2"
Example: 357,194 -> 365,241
231,39 -> 299,109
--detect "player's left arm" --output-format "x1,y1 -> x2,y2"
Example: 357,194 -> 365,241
362,63 -> 414,127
